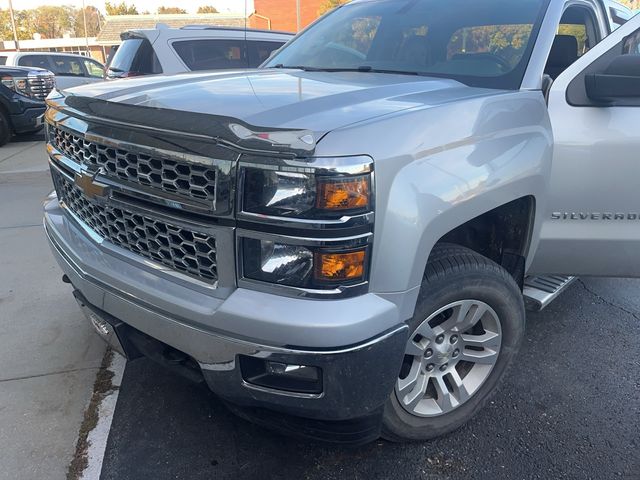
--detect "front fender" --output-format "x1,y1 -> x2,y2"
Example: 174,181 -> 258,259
315,90 -> 553,317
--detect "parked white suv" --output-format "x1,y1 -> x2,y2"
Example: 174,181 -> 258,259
0,52 -> 105,91
106,26 -> 294,79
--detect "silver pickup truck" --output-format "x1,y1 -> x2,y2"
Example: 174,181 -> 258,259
43,0 -> 640,444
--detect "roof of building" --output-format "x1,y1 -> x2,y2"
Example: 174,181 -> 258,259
95,14 -> 248,45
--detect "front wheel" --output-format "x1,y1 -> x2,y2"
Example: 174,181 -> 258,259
382,244 -> 525,442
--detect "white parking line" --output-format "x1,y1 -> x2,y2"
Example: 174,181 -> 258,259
80,352 -> 126,480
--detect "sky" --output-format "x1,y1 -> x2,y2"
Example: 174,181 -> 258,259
0,0 -> 255,14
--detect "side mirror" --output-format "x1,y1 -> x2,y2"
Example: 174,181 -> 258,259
585,54 -> 640,102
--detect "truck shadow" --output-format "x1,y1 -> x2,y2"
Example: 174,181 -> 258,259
100,279 -> 639,480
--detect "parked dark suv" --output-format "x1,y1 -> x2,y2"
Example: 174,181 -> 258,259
0,65 -> 55,146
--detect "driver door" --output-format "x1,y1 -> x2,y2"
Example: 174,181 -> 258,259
529,13 -> 640,277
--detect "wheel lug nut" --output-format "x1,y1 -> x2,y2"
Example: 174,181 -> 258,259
453,349 -> 460,357
425,348 -> 433,358
439,364 -> 448,371
450,335 -> 458,344
436,335 -> 445,344
426,363 -> 435,372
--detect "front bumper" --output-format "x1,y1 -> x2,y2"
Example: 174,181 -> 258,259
44,194 -> 408,441
11,105 -> 46,134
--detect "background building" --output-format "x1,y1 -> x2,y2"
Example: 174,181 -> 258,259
249,0 -> 324,32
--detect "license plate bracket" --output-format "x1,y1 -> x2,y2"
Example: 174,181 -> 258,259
73,290 -> 128,358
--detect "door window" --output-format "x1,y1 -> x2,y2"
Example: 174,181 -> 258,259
50,56 -> 86,77
558,23 -> 589,55
83,59 -> 105,78
558,5 -> 601,56
544,6 -> 601,79
173,39 -> 247,70
17,55 -> 51,70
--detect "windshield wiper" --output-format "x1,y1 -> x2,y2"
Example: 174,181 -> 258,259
270,64 -> 328,71
355,66 -> 424,76
270,64 -> 425,76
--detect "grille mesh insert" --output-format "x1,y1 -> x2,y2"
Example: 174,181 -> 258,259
52,169 -> 218,283
51,127 -> 217,202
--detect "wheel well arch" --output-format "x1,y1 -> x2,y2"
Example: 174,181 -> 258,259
433,196 -> 536,288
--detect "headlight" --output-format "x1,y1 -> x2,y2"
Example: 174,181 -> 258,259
244,169 -> 316,216
241,238 -> 368,289
241,166 -> 371,219
1,75 -> 29,97
238,156 -> 373,297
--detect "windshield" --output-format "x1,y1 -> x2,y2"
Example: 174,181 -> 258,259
264,0 -> 551,89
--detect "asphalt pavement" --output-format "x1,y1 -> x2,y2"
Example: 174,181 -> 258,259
100,276 -> 640,480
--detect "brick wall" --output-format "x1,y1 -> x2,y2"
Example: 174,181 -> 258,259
250,0 -> 325,33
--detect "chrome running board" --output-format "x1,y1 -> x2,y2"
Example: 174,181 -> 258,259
523,275 -> 577,311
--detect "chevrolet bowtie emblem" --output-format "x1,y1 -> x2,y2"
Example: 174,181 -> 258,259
74,170 -> 108,200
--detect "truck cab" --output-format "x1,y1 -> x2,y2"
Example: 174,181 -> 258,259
528,1 -> 640,279
43,0 -> 640,443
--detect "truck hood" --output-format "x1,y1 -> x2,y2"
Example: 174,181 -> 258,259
64,69 -> 497,137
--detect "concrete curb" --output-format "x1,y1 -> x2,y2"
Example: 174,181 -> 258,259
68,349 -> 126,480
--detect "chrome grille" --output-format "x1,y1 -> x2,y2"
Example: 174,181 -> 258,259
51,168 -> 218,283
51,127 -> 218,202
28,74 -> 55,100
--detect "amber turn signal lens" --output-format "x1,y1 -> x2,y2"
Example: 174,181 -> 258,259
315,250 -> 366,282
316,176 -> 370,211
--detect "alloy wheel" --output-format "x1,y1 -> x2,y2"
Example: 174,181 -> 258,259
395,300 -> 502,417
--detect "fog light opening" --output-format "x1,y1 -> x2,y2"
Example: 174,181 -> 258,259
240,356 -> 323,395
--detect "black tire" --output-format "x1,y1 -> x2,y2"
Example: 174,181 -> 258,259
0,110 -> 11,147
381,243 -> 525,442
